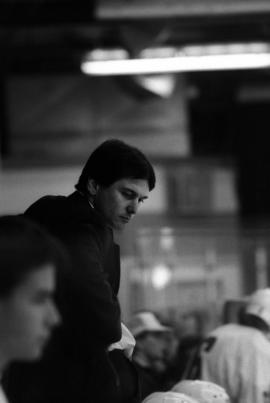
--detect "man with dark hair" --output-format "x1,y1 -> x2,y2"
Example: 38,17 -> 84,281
7,139 -> 156,403
75,138 -> 155,197
0,215 -> 61,403
201,289 -> 270,403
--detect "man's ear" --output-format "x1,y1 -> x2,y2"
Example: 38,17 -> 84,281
86,179 -> 99,196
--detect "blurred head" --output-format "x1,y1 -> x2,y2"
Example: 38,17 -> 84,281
0,215 -> 63,367
176,310 -> 206,339
75,139 -> 156,230
143,391 -> 199,403
135,331 -> 169,372
172,380 -> 230,403
129,311 -> 172,372
245,288 -> 270,328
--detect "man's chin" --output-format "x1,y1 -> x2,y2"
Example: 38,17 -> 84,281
113,221 -> 127,232
114,225 -> 125,232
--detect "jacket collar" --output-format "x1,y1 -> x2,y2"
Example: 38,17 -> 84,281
67,191 -> 110,229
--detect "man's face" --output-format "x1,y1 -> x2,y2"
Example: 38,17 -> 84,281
95,178 -> 150,231
0,263 -> 60,364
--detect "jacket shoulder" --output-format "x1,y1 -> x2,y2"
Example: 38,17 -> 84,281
24,195 -> 68,227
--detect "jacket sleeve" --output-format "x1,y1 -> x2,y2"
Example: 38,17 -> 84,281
62,225 -> 122,346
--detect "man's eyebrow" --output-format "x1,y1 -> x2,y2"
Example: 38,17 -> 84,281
122,187 -> 136,194
122,187 -> 148,199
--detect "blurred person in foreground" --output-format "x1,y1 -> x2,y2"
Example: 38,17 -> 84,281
6,139 -> 156,403
201,289 -> 270,403
143,378 -> 230,403
172,379 -> 230,403
0,215 -> 62,403
129,311 -> 172,399
142,390 -> 199,403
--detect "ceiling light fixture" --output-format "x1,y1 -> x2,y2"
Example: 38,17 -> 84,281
81,43 -> 270,76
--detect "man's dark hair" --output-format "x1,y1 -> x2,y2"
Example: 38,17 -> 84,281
0,215 -> 66,297
75,139 -> 156,194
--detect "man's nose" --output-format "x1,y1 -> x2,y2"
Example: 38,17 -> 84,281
47,301 -> 61,328
127,200 -> 139,215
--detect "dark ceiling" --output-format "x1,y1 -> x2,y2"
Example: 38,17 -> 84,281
2,1 -> 270,74
2,1 -> 270,219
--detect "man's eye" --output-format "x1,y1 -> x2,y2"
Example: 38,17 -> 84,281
122,191 -> 134,199
139,199 -> 145,204
31,293 -> 51,304
31,296 -> 46,305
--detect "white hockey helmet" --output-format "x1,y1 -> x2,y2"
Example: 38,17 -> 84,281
143,391 -> 199,403
245,288 -> 270,326
172,380 -> 230,403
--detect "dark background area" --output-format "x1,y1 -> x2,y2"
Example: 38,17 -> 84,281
2,0 -> 270,221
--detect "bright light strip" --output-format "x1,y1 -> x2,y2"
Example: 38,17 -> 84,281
81,53 -> 270,75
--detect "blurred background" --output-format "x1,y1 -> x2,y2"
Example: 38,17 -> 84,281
2,0 -> 270,333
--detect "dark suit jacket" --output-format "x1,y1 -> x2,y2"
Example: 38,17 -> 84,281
4,191 -> 139,403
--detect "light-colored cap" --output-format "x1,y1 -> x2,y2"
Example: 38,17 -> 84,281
172,380 -> 230,403
143,391 -> 200,403
128,312 -> 171,338
246,288 -> 270,326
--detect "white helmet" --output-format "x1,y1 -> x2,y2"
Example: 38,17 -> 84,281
172,380 -> 230,403
246,288 -> 270,326
143,391 -> 199,403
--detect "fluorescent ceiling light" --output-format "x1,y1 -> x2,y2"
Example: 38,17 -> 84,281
81,43 -> 270,76
81,54 -> 270,75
